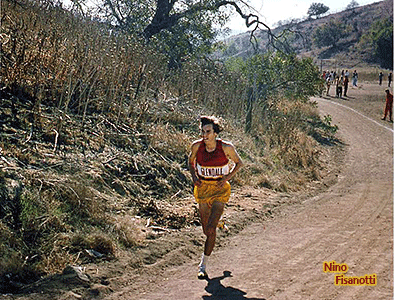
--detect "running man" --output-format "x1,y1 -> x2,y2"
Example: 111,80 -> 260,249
188,116 -> 243,279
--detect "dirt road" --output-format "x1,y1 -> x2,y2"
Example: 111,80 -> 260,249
106,96 -> 393,300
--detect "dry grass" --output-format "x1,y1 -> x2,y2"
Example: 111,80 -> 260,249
1,0 -> 167,124
112,215 -> 147,247
216,97 -> 334,192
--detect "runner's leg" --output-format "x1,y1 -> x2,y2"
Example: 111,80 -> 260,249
199,202 -> 211,236
198,201 -> 223,276
202,201 -> 224,255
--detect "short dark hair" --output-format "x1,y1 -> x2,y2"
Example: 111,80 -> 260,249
200,115 -> 222,133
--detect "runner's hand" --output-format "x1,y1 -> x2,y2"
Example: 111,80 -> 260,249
193,177 -> 202,187
217,176 -> 228,188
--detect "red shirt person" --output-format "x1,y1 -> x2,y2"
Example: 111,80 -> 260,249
382,88 -> 393,122
189,116 -> 243,279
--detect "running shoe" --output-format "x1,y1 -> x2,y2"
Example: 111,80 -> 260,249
198,264 -> 208,279
198,270 -> 208,280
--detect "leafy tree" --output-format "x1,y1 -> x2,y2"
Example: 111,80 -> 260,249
227,52 -> 322,132
95,0 -> 226,67
358,17 -> 393,69
346,0 -> 359,10
94,0 -> 287,68
99,0 -> 276,41
152,10 -> 219,69
307,3 -> 329,19
313,20 -> 349,48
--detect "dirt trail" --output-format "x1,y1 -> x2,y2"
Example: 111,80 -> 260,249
105,96 -> 393,300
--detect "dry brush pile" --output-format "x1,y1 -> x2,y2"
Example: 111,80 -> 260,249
0,0 -> 339,292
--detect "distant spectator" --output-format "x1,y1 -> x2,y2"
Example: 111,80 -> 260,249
330,71 -> 335,85
343,75 -> 349,97
379,72 -> 383,85
326,76 -> 331,96
381,88 -> 393,122
336,76 -> 343,98
352,70 -> 358,86
388,72 -> 392,87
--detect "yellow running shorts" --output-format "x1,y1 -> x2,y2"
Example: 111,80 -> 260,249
193,180 -> 231,206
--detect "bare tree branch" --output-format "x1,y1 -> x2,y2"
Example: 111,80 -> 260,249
142,0 -> 274,41
105,0 -> 124,27
130,0 -> 295,54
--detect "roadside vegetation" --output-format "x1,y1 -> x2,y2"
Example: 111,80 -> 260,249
1,0 -> 339,292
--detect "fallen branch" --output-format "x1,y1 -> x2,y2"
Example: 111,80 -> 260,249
170,189 -> 182,199
1,156 -> 12,165
103,155 -> 118,164
53,129 -> 59,152
24,125 -> 33,144
148,225 -> 173,232
150,146 -> 171,165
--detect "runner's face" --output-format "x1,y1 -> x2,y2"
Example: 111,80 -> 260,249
201,124 -> 216,143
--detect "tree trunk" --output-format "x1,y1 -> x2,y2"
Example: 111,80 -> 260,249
142,0 -> 178,40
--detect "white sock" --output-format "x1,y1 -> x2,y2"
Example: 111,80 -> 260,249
199,253 -> 209,271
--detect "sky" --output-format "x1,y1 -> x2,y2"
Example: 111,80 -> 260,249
225,0 -> 381,32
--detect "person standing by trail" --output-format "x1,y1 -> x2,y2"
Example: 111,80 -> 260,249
381,88 -> 393,122
343,75 -> 349,97
388,72 -> 392,87
336,76 -> 343,98
352,70 -> 358,87
379,72 -> 384,85
326,75 -> 331,96
188,116 -> 243,279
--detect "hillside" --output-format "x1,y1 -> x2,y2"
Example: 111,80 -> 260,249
217,0 -> 393,67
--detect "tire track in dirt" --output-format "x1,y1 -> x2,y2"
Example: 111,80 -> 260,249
303,181 -> 392,300
304,98 -> 393,300
266,98 -> 393,300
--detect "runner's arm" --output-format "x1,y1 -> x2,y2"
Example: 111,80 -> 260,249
188,142 -> 202,187
219,143 -> 243,186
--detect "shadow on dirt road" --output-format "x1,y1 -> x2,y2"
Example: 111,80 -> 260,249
202,271 -> 266,300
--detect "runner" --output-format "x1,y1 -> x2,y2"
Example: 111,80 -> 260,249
381,88 -> 393,122
188,116 -> 243,279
